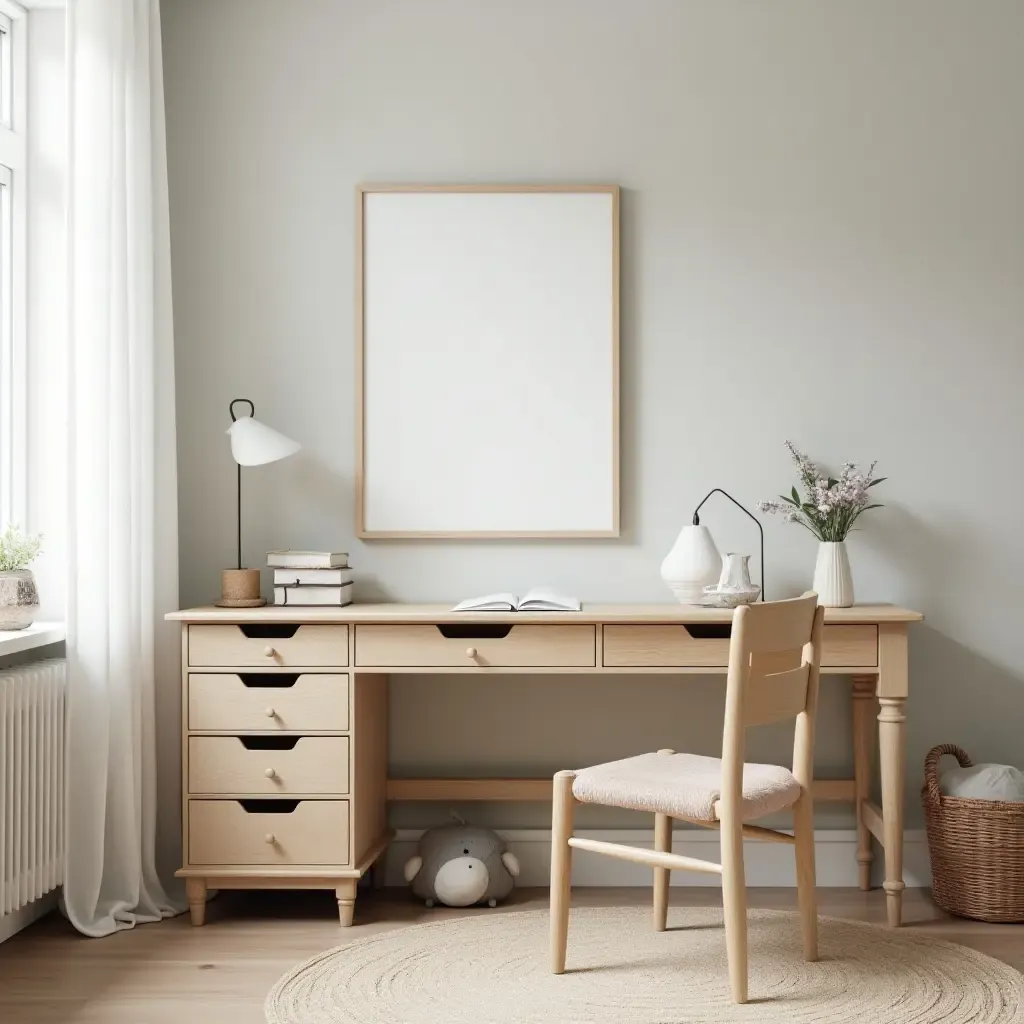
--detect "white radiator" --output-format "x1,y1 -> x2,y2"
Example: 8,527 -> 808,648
0,659 -> 65,917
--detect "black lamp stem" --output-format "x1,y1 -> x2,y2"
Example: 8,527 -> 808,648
692,488 -> 765,601
236,462 -> 242,570
229,398 -> 255,572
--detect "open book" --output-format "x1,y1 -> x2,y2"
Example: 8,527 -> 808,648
452,587 -> 581,612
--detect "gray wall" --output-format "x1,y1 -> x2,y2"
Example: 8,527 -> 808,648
162,0 -> 1024,831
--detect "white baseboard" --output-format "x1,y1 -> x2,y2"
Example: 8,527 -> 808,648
0,890 -> 58,944
382,829 -> 931,889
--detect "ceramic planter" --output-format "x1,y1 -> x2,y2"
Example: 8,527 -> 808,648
0,570 -> 40,630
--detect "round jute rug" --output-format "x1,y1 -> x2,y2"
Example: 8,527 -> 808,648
265,907 -> 1023,1023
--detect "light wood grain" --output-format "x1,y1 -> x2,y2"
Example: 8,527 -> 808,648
822,625 -> 877,666
350,673 -> 389,866
188,800 -> 350,868
188,673 -> 349,733
549,771 -> 575,974
878,698 -> 907,927
851,675 -> 877,891
168,602 -> 923,625
355,624 -> 596,668
4,888 -> 1019,1024
187,737 -> 350,796
188,624 -> 349,668
602,624 -> 729,667
744,664 -> 810,728
862,798 -> 884,845
567,837 -> 725,874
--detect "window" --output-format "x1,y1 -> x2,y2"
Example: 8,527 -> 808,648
0,0 -> 25,529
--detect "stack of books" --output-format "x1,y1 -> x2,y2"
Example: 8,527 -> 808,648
268,551 -> 352,606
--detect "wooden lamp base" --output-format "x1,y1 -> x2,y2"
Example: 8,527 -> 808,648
215,568 -> 266,608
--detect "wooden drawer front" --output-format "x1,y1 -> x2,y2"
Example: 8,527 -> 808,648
823,625 -> 877,666
188,737 -> 349,796
188,624 -> 349,668
603,624 -> 878,668
188,799 -> 350,866
188,673 -> 349,732
603,624 -> 729,667
355,623 -> 596,667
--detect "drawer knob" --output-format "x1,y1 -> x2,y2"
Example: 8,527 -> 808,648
466,646 -> 478,658
264,706 -> 276,718
264,833 -> 276,845
263,646 -> 277,658
264,767 -> 277,779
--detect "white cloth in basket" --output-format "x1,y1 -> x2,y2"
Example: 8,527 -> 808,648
940,762 -> 1024,802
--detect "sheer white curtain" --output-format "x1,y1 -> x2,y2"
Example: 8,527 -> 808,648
63,0 -> 182,936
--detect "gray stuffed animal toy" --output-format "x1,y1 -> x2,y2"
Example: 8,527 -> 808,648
403,824 -> 520,907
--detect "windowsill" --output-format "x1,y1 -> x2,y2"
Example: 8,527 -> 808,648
0,621 -> 65,657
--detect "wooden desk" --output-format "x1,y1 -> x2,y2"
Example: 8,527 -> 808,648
168,602 -> 922,927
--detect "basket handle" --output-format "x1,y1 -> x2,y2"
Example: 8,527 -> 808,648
924,743 -> 973,804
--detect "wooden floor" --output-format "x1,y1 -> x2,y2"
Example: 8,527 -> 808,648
1,887 -> 1021,1023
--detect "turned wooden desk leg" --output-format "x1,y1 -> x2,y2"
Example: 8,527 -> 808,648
336,880 -> 357,927
185,878 -> 207,927
878,697 -> 907,927
851,676 -> 877,891
877,623 -> 909,927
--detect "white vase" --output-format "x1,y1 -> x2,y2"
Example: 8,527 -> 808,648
812,541 -> 854,607
660,524 -> 721,604
0,569 -> 40,630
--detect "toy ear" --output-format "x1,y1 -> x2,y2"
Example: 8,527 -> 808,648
501,851 -> 520,878
403,855 -> 423,882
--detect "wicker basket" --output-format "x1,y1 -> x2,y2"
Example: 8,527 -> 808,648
922,743 -> 1024,923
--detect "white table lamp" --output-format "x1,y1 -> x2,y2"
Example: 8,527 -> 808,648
216,398 -> 301,608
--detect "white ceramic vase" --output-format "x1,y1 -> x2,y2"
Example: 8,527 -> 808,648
812,541 -> 854,607
660,524 -> 721,604
0,569 -> 40,630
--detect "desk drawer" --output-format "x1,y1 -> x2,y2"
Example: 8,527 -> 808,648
603,624 -> 878,668
188,673 -> 349,732
603,624 -> 729,667
188,736 -> 349,796
188,624 -> 349,668
354,624 -> 596,667
822,625 -> 877,667
188,799 -> 350,866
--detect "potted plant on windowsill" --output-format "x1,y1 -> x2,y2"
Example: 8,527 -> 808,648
0,525 -> 42,630
758,442 -> 885,607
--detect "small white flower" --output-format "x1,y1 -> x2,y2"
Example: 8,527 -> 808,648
818,504 -> 831,514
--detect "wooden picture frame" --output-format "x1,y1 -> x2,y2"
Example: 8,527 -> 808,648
355,184 -> 620,539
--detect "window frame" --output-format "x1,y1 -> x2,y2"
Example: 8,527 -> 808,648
0,0 -> 26,530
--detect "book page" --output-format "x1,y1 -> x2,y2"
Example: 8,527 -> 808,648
451,593 -> 518,612
517,587 -> 581,611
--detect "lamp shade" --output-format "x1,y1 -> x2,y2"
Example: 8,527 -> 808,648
226,415 -> 301,466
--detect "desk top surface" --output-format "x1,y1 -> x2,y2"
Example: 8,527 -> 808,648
168,602 -> 923,625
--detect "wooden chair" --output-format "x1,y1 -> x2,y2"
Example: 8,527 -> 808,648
549,593 -> 824,1004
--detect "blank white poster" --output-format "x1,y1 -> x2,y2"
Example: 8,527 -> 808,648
359,188 -> 618,537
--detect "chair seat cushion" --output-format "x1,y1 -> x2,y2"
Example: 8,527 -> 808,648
571,751 -> 803,821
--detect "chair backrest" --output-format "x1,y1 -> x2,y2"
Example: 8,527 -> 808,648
720,593 -> 824,811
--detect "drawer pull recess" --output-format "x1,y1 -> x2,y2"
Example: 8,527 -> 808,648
239,736 -> 299,751
240,673 -> 299,688
239,799 -> 299,813
436,624 -> 513,639
239,625 -> 300,639
684,624 -> 732,640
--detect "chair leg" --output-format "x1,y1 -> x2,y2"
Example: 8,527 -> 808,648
550,770 -> 576,974
653,813 -> 671,931
720,813 -> 748,1004
793,794 -> 819,961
